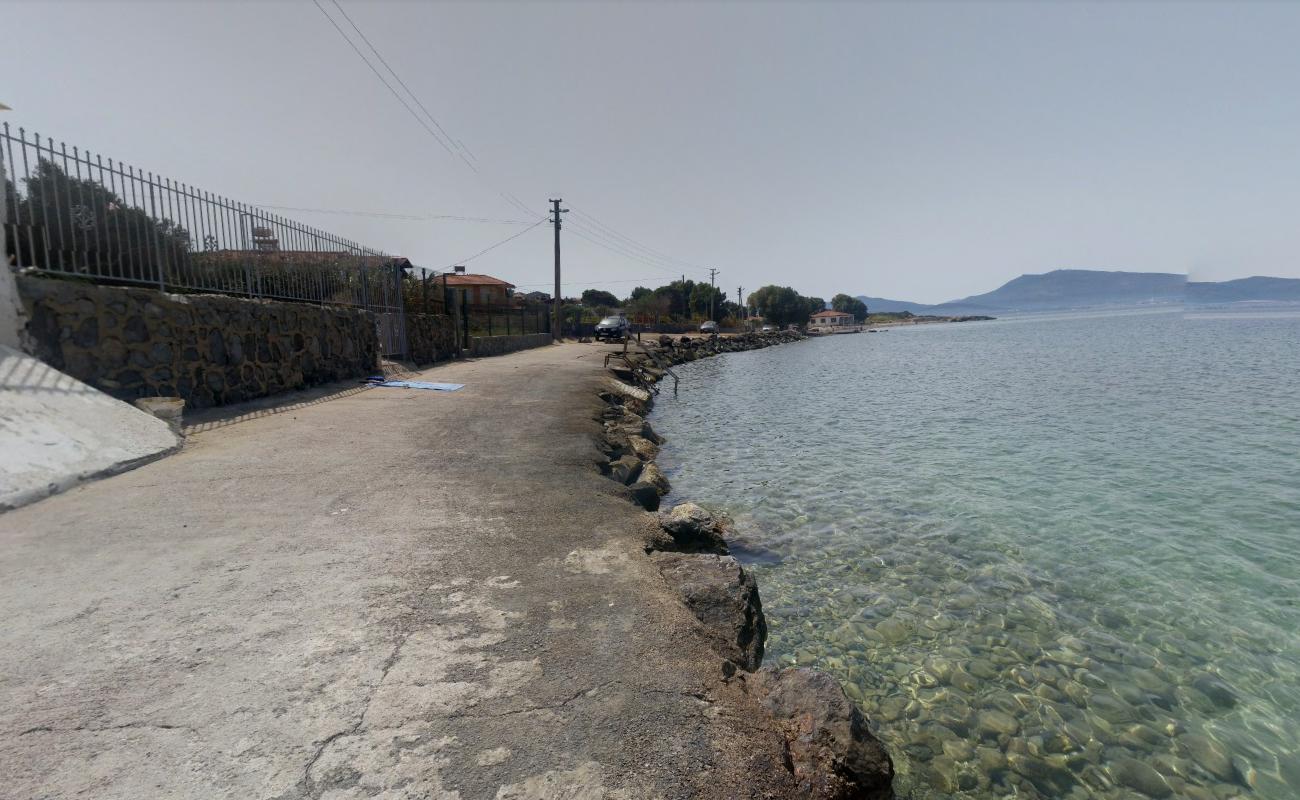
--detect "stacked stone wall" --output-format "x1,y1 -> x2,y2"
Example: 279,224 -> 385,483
17,275 -> 379,408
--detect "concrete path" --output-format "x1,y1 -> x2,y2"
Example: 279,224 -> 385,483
0,345 -> 179,511
0,343 -> 795,799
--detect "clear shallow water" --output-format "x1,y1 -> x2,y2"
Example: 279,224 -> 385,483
652,311 -> 1300,800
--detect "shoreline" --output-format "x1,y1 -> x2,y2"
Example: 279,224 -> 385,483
591,330 -> 896,798
1,341 -> 888,799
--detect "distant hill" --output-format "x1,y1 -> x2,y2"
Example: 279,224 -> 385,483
854,295 -> 944,314
1185,276 -> 1300,305
859,269 -> 1300,314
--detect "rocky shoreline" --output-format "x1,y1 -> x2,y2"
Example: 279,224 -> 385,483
594,331 -> 896,799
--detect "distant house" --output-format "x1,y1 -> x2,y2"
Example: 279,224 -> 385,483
808,309 -> 861,334
521,290 -> 552,303
443,272 -> 516,306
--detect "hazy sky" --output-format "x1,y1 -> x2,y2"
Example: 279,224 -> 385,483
5,1 -> 1299,303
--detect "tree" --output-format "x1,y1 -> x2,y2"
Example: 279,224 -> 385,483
581,288 -> 620,309
626,286 -> 653,303
748,285 -> 817,327
8,159 -> 191,278
689,282 -> 727,320
627,291 -> 671,323
832,293 -> 869,322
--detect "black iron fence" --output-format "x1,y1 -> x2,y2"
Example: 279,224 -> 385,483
2,122 -> 406,355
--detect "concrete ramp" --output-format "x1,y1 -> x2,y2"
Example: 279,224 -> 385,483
0,345 -> 180,511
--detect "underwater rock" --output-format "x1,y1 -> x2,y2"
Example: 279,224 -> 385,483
1111,756 -> 1174,798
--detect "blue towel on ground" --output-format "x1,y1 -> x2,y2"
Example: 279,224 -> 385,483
373,380 -> 464,392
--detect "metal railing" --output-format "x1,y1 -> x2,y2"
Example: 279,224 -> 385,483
2,122 -> 406,354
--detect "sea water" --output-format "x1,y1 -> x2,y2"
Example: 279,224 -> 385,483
651,310 -> 1300,799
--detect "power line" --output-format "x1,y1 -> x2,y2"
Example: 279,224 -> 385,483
310,0 -> 459,162
511,276 -> 688,289
327,0 -> 478,173
569,207 -> 709,271
251,204 -> 534,224
565,225 -> 688,278
437,217 -> 548,270
314,0 -> 535,221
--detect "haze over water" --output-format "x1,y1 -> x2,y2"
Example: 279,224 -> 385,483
652,311 -> 1300,799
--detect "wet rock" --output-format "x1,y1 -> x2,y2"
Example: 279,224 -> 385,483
977,709 -> 1021,738
628,481 -> 661,511
929,756 -> 961,793
628,434 -> 659,461
1008,752 -> 1060,786
653,502 -> 728,554
749,667 -> 894,800
1191,674 -> 1238,710
976,746 -> 1007,772
1111,756 -> 1173,798
967,659 -> 999,680
607,455 -> 642,485
1179,734 -> 1235,782
942,738 -> 975,762
640,462 -> 671,495
654,552 -> 765,671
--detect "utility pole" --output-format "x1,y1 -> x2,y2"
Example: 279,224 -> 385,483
708,268 -> 719,322
550,198 -> 567,341
737,286 -> 744,320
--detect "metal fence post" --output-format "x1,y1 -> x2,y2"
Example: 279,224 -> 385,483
461,290 -> 469,351
394,260 -> 407,358
147,176 -> 164,289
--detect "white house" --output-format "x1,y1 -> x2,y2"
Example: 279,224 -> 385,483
807,309 -> 861,334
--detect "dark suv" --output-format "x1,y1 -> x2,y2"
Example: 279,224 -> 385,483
594,315 -> 630,341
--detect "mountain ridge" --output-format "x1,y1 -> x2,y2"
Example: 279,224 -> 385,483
858,269 -> 1300,314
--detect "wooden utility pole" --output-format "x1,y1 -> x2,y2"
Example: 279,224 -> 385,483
708,267 -> 719,322
550,198 -> 566,340
737,286 -> 744,320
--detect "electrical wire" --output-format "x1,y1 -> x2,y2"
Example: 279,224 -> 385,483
569,207 -> 709,271
252,204 -> 534,224
438,218 -> 548,270
327,0 -> 477,172
566,224 -> 699,278
310,0 -> 460,163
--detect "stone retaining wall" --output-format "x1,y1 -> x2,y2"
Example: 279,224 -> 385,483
17,275 -> 379,408
406,313 -> 458,365
468,332 -> 551,358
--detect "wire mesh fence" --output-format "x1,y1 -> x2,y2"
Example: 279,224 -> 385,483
2,122 -> 407,353
466,305 -> 551,338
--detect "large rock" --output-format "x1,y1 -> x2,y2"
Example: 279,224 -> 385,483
654,553 -> 764,671
654,502 -> 729,554
628,480 -> 661,511
607,455 -> 643,485
749,668 -> 895,800
641,462 -> 671,495
627,434 -> 659,461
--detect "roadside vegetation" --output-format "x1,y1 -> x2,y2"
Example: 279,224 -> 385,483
562,280 -> 870,328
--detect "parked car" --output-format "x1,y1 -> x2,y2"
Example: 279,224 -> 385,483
760,324 -> 776,332
699,320 -> 719,334
594,315 -> 629,341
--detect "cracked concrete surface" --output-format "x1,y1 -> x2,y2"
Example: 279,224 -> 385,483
0,343 -> 799,799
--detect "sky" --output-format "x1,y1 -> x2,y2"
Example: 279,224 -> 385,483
4,0 -> 1299,304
